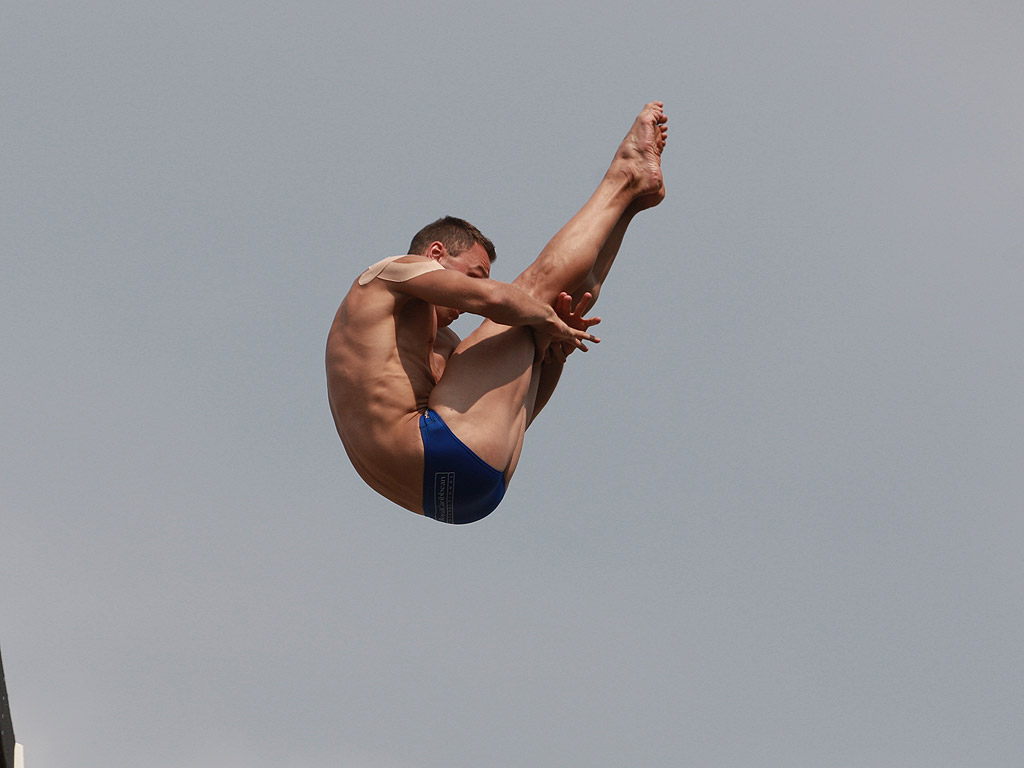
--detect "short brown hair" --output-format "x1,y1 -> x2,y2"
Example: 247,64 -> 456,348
408,216 -> 496,263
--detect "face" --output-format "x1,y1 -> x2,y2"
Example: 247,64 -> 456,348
434,242 -> 491,327
439,242 -> 492,279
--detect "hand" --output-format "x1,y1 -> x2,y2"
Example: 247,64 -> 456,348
541,292 -> 602,364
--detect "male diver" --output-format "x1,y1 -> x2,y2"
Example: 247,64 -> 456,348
326,102 -> 668,523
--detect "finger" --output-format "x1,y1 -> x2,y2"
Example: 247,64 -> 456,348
572,330 -> 598,350
573,292 -> 593,315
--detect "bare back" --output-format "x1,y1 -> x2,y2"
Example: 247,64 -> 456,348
325,257 -> 457,512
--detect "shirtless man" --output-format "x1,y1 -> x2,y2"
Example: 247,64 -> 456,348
326,102 -> 668,523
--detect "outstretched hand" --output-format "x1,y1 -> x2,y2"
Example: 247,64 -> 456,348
542,292 -> 602,364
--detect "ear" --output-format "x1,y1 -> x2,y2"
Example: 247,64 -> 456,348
425,241 -> 448,262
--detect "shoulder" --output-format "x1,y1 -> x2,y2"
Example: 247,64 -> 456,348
358,255 -> 444,286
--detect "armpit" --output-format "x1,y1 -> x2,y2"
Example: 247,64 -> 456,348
358,256 -> 445,286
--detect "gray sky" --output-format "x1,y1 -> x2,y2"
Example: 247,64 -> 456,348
3,1 -> 1023,766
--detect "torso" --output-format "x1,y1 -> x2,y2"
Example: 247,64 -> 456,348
325,267 -> 457,513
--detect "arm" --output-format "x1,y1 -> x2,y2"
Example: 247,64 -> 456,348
395,267 -> 597,350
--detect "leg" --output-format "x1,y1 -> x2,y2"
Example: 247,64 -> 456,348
528,201 -> 647,424
512,103 -> 668,306
568,116 -> 669,312
527,161 -> 670,423
429,320 -> 538,477
524,116 -> 669,423
431,103 -> 668,480
568,199 -> 638,312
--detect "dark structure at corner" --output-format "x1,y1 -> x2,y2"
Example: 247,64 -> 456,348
0,645 -> 15,768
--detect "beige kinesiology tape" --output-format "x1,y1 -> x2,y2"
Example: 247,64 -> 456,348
358,256 -> 445,285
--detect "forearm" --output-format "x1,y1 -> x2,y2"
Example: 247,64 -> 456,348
396,270 -> 588,351
473,281 -> 556,329
394,268 -> 554,329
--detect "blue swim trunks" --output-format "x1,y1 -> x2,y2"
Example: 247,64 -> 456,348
420,409 -> 506,524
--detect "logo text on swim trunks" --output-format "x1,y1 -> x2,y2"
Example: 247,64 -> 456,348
433,471 -> 455,524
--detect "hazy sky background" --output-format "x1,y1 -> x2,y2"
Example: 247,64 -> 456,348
3,1 -> 1022,766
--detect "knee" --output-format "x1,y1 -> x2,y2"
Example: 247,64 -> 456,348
512,270 -> 559,306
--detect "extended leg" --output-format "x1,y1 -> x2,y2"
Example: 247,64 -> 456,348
431,103 -> 668,479
529,165 -> 669,422
527,202 -> 645,423
513,103 -> 668,306
568,116 -> 668,312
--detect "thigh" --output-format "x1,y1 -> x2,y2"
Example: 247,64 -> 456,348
428,320 -> 540,475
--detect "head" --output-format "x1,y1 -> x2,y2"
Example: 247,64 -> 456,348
409,216 -> 496,266
409,216 -> 497,326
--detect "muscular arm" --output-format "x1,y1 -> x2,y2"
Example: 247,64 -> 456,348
395,267 -> 593,348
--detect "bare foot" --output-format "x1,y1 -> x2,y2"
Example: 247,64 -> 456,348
607,101 -> 668,208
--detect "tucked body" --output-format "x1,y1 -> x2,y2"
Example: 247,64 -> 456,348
326,102 -> 668,522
